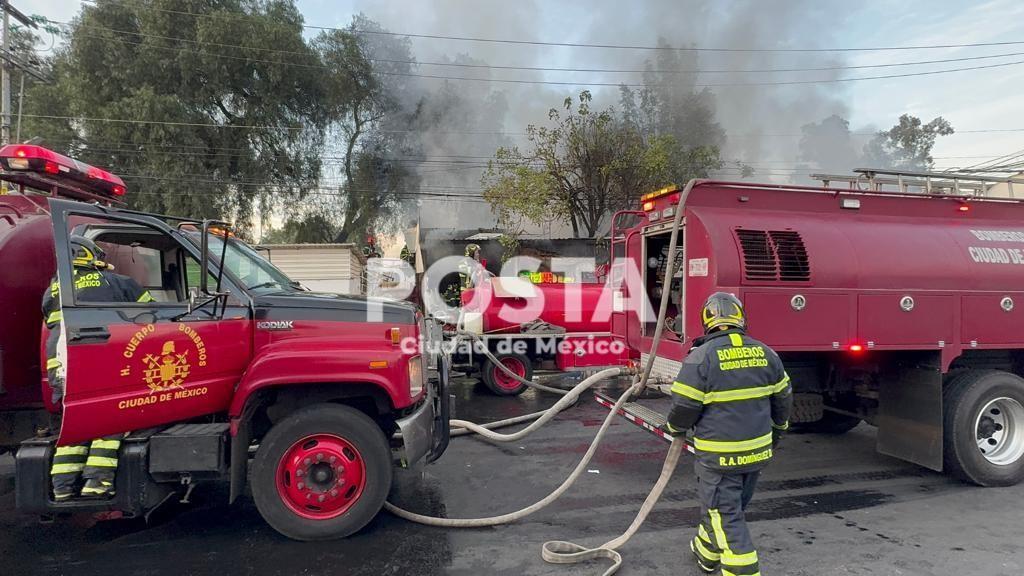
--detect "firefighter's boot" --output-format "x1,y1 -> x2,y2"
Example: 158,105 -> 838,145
50,444 -> 88,501
80,477 -> 115,498
80,437 -> 121,498
690,538 -> 719,573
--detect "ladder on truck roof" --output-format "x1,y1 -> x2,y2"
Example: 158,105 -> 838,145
811,168 -> 1024,198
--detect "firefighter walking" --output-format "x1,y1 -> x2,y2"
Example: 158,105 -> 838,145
43,234 -> 153,500
661,292 -> 792,576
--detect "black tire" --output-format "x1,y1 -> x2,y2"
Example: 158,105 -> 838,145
251,404 -> 392,541
793,410 -> 861,434
481,352 -> 533,396
943,370 -> 1024,487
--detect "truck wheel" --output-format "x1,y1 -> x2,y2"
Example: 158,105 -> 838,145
944,370 -> 1024,487
482,353 -> 532,395
251,404 -> 392,540
794,411 -> 861,434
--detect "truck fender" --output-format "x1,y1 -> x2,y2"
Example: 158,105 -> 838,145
228,341 -> 409,418
229,395 -> 263,504
226,342 -> 409,503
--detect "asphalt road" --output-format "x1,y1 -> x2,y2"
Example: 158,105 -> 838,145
2,375 -> 1023,576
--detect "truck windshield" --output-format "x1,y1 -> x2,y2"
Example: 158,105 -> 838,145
194,233 -> 297,293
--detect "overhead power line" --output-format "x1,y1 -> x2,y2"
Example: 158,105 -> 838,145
40,28 -> 1024,89
77,0 -> 1024,54
60,21 -> 1024,76
23,114 -> 1024,136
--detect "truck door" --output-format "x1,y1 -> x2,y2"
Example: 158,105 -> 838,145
608,211 -> 648,348
49,200 -> 253,445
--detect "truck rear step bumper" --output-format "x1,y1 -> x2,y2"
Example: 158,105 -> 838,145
15,431 -> 173,515
594,391 -> 695,453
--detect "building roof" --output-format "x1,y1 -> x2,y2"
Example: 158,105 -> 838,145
256,243 -> 356,250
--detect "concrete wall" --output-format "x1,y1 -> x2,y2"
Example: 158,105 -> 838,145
259,243 -> 365,295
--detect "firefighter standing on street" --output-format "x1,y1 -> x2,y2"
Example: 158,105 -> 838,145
660,292 -> 792,576
43,234 -> 154,500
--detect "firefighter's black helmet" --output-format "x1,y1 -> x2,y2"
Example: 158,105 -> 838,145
700,292 -> 746,333
69,235 -> 106,269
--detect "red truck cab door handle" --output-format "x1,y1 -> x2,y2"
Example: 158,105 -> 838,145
68,326 -> 111,343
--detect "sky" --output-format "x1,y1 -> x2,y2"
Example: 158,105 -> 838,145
293,0 -> 1024,171
20,0 -> 1024,167
14,0 -> 1024,237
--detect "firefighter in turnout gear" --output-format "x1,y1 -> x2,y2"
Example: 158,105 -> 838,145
43,234 -> 154,500
661,292 -> 792,576
458,243 -> 483,292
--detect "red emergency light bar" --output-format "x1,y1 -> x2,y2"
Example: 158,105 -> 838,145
640,184 -> 679,202
0,144 -> 126,197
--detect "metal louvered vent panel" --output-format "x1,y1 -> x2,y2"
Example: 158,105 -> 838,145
735,229 -> 811,283
769,231 -> 811,281
736,229 -> 778,281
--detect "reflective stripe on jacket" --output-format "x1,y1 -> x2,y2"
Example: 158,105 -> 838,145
667,329 -> 792,473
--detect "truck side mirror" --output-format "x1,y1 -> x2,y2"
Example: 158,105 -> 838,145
177,220 -> 232,321
199,220 -> 231,297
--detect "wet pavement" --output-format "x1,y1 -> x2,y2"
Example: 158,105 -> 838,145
2,374 -> 1023,576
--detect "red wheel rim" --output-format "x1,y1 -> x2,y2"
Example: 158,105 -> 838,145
493,357 -> 527,391
276,434 -> 366,520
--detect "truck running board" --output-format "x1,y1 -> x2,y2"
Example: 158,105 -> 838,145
593,391 -> 694,453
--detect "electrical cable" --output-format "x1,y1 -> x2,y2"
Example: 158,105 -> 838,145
22,114 -> 1024,136
75,0 -> 1024,54
48,27 -> 1024,88
55,20 -> 1024,76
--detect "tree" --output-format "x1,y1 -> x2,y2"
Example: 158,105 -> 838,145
862,114 -> 954,171
482,161 -> 560,237
618,38 -> 728,183
21,0 -> 329,233
483,91 -> 703,238
317,14 -> 420,245
261,211 -> 339,244
798,114 -> 860,174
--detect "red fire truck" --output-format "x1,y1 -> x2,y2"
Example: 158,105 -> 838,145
455,276 -> 633,395
613,181 -> 1024,486
0,145 -> 449,539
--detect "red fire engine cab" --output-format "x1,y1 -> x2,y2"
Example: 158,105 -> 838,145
613,181 -> 1024,486
0,145 -> 449,539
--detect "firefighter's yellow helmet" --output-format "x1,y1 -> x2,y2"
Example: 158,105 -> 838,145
69,234 -> 107,269
700,292 -> 746,333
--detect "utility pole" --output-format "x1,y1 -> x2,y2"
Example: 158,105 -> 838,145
0,1 -> 37,145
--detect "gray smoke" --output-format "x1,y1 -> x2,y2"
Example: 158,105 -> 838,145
346,0 -> 875,234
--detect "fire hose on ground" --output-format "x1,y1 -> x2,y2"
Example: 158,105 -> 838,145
385,181 -> 693,576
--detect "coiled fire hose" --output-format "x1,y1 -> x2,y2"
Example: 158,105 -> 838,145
385,181 -> 694,575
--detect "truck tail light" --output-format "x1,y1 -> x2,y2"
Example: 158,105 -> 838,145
848,344 -> 864,353
408,355 -> 425,398
958,204 -> 970,213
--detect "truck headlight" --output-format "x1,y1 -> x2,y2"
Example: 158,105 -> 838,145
408,355 -> 425,399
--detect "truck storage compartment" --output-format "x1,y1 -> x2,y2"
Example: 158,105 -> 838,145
149,422 -> 229,475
